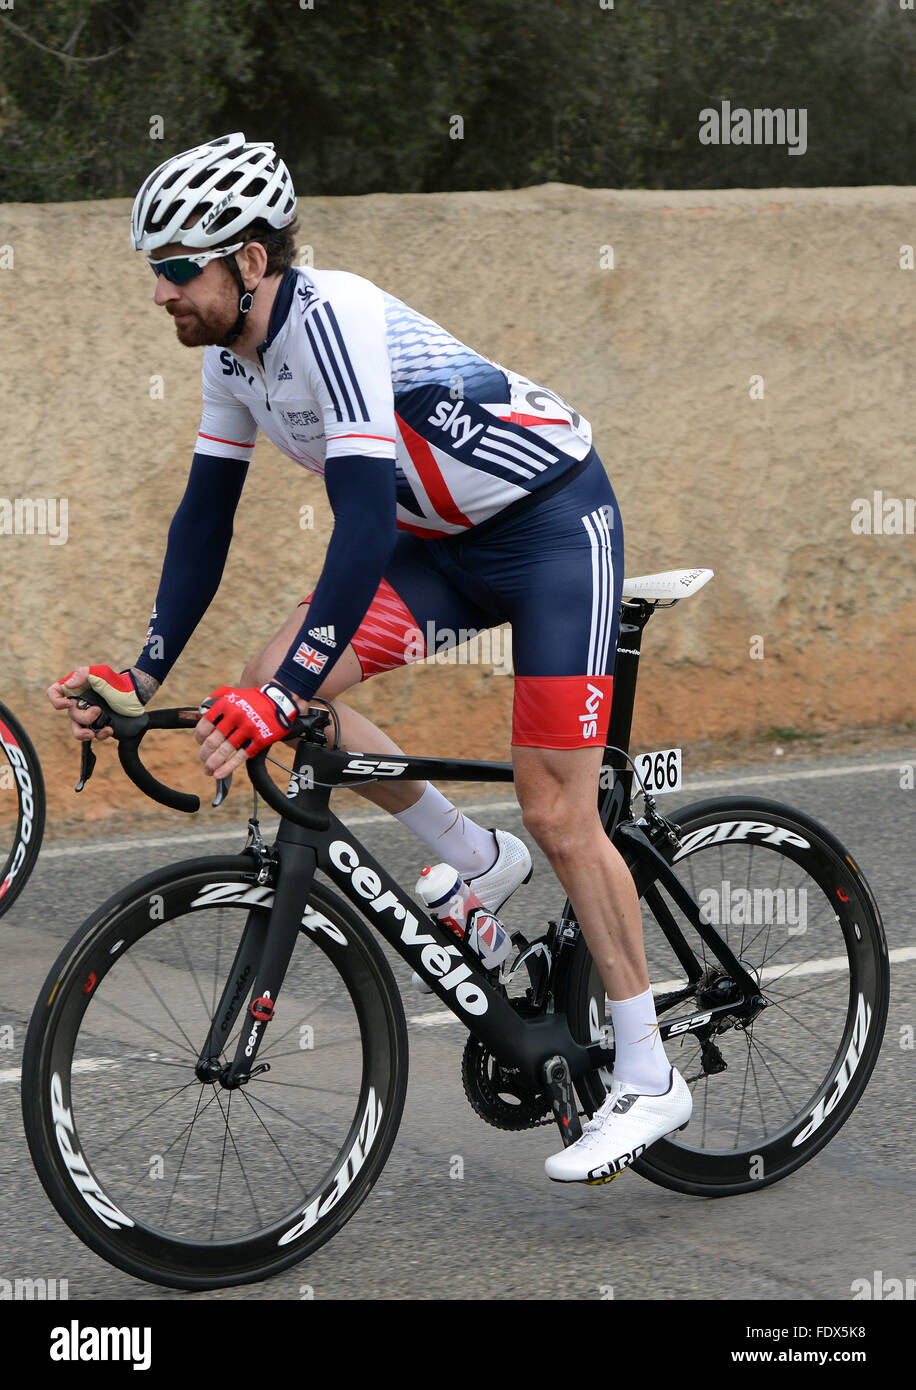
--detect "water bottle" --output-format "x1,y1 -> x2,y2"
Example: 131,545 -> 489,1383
416,864 -> 513,970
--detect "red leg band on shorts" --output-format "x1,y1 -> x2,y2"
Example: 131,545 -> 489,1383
299,580 -> 425,680
511,675 -> 613,749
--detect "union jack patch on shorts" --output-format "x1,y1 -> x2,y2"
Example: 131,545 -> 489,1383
292,642 -> 328,675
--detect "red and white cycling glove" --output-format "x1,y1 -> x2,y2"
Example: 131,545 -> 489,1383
201,682 -> 300,756
59,665 -> 146,716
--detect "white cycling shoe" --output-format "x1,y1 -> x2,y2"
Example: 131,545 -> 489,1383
465,828 -> 532,913
544,1068 -> 693,1184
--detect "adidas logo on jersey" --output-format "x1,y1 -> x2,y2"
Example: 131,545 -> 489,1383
308,626 -> 337,648
278,361 -> 293,380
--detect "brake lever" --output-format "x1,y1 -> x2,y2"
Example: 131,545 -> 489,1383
212,773 -> 232,807
73,695 -> 109,793
76,740 -> 96,792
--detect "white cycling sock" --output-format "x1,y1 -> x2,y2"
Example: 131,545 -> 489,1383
395,783 -> 498,877
608,986 -> 672,1095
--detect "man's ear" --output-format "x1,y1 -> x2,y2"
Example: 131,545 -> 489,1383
239,240 -> 269,288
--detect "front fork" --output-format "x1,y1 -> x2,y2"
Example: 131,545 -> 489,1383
195,839 -> 317,1089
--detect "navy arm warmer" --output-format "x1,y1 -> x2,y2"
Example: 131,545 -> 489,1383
134,452 -> 248,685
274,454 -> 398,700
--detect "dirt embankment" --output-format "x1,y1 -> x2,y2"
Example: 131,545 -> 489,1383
1,184 -> 913,833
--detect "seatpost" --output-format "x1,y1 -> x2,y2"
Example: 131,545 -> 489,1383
599,599 -> 653,822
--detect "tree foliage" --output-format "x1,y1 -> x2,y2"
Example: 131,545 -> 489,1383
2,0 -> 915,203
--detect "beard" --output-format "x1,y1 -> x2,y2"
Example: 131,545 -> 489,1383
168,299 -> 238,347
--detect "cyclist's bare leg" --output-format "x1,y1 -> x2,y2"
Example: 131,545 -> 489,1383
512,744 -> 650,1002
239,603 -> 423,815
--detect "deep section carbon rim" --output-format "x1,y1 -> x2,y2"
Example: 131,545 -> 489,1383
23,860 -> 407,1287
0,700 -> 45,915
568,798 -> 888,1195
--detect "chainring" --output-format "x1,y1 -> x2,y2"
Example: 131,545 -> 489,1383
461,1034 -> 553,1130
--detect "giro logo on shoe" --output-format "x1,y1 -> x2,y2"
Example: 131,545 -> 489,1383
579,682 -> 605,740
278,1087 -> 383,1244
0,722 -> 34,901
792,992 -> 871,1147
672,821 -> 810,862
329,840 -> 489,1015
50,1072 -> 134,1230
588,1144 -> 646,1182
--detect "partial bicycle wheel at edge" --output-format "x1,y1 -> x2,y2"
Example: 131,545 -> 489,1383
21,855 -> 408,1290
563,797 -> 889,1196
0,701 -> 45,915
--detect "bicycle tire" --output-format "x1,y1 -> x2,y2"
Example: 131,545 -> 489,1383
0,700 -> 46,916
21,855 -> 409,1290
561,796 -> 889,1196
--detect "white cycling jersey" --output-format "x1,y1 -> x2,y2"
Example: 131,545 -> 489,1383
198,267 -> 593,537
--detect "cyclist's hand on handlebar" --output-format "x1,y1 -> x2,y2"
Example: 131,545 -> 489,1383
47,665 -> 147,742
195,681 -> 303,778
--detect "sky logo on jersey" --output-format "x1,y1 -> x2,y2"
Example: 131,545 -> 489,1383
292,643 -> 328,675
426,400 -> 485,447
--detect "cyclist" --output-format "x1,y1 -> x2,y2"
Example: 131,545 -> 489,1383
47,132 -> 691,1182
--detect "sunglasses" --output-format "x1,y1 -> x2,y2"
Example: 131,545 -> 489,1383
147,242 -> 244,286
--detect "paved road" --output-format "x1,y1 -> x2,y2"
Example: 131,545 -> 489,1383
2,748 -> 914,1301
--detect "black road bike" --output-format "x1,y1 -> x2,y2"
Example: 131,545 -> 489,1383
21,571 -> 889,1290
0,699 -> 45,916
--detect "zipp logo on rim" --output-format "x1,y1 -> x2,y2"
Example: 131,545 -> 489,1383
0,724 -> 34,900
278,1088 -> 383,1244
672,821 -> 810,862
50,1073 -> 134,1230
329,840 -> 488,1015
792,992 -> 871,1147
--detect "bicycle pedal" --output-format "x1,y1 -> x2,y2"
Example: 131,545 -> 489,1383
584,1169 -> 628,1187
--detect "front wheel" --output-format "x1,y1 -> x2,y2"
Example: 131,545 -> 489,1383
562,797 -> 889,1196
22,856 -> 409,1289
0,700 -> 45,915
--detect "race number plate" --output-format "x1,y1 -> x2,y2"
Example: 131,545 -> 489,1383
634,747 -> 682,794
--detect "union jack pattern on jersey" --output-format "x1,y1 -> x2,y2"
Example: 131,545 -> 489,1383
196,267 -> 594,538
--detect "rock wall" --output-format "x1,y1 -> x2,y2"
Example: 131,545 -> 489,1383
1,184 -> 913,827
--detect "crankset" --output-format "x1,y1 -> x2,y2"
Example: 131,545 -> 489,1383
461,1034 -> 553,1130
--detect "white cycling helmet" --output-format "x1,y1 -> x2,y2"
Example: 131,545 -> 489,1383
130,131 -> 296,253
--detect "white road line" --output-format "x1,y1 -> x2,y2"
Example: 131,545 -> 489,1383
0,1056 -> 120,1085
3,944 -> 911,1081
405,945 -> 916,1029
35,754 -> 916,861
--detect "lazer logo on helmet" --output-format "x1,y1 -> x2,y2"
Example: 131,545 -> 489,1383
203,192 -> 237,228
328,840 -> 488,1016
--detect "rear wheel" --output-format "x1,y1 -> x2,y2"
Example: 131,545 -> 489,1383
562,797 -> 889,1195
0,700 -> 45,915
22,856 -> 408,1289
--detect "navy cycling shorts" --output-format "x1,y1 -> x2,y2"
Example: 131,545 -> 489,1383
304,450 -> 624,749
